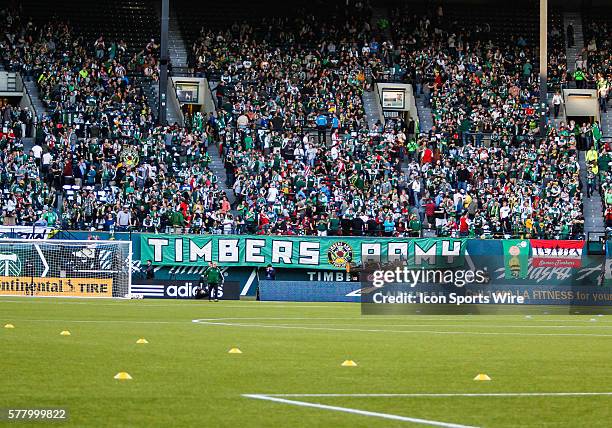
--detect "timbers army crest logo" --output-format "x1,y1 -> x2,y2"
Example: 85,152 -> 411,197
120,146 -> 140,167
327,242 -> 353,268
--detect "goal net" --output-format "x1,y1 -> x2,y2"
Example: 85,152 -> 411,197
0,239 -> 132,298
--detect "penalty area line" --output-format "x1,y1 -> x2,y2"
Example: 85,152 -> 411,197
192,319 -> 612,338
265,392 -> 612,398
242,394 -> 478,428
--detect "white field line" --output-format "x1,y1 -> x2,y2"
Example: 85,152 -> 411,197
192,316 -> 612,324
0,300 -> 338,309
265,392 -> 612,398
192,318 -> 612,329
192,319 -> 612,338
10,319 -> 187,324
243,394 -> 478,428
239,323 -> 612,329
0,299 -> 609,321
4,317 -> 611,334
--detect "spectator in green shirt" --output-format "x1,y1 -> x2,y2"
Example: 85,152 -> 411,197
408,215 -> 422,237
574,69 -> 585,89
169,207 -> 185,232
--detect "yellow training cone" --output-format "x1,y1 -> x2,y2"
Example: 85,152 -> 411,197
136,338 -> 149,344
114,372 -> 132,380
228,348 -> 242,354
4,323 -> 14,329
474,374 -> 491,381
60,330 -> 71,336
341,360 -> 358,367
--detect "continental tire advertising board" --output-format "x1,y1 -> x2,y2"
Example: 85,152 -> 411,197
0,276 -> 113,297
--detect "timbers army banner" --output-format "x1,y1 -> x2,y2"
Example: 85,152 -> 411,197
140,234 -> 467,270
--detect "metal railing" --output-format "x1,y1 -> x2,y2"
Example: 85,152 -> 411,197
15,72 -> 39,137
170,66 -> 195,77
168,77 -> 185,126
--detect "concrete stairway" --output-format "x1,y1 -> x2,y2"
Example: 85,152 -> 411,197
134,76 -> 181,126
362,89 -> 383,129
563,11 -> 610,136
600,107 -> 612,137
548,92 -> 567,128
563,12 -> 584,75
578,150 -> 605,234
360,7 -> 391,130
168,6 -> 189,69
207,144 -> 235,205
370,7 -> 392,45
165,88 -> 182,126
415,89 -> 434,133
23,79 -> 46,120
163,79 -> 182,126
21,138 -> 35,152
134,76 -> 159,121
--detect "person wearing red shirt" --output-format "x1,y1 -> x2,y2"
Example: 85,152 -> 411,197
459,214 -> 470,237
422,146 -> 433,164
425,199 -> 436,226
434,73 -> 443,88
220,197 -> 231,213
179,200 -> 189,217
258,210 -> 270,230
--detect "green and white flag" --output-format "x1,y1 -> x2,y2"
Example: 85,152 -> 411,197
502,240 -> 530,279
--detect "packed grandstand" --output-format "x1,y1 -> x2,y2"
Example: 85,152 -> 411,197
0,0 -> 609,240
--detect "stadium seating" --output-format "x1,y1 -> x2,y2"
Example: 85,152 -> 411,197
0,0 -> 609,239
21,0 -> 159,57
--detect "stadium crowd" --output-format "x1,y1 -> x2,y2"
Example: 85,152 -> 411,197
582,16 -> 612,229
0,3 -> 609,239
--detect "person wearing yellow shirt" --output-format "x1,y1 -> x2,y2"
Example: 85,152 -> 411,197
525,217 -> 533,237
463,192 -> 472,209
585,147 -> 599,163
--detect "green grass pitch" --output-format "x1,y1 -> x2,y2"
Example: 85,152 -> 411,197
2,298 -> 612,427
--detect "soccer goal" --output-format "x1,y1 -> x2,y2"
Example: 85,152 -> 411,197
0,239 -> 132,298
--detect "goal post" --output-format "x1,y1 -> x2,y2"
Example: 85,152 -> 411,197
0,239 -> 132,298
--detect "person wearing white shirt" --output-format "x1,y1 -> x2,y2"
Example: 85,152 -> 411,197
499,201 -> 511,232
222,216 -> 234,234
411,178 -> 421,207
41,151 -> 52,175
267,185 -> 279,203
31,144 -> 43,164
293,146 -> 305,162
330,145 -> 339,161
116,207 -> 131,231
307,146 -> 317,167
552,92 -> 563,119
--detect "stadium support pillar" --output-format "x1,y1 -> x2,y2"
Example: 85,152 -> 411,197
539,0 -> 548,138
159,0 -> 169,125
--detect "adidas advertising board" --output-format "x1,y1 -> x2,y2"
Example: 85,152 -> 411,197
131,280 -> 240,300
